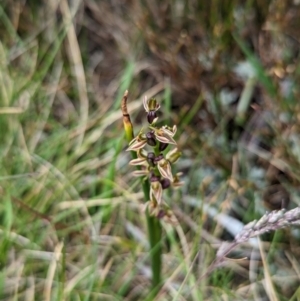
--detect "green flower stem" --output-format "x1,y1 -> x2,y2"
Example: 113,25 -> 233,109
143,181 -> 162,291
122,91 -> 162,292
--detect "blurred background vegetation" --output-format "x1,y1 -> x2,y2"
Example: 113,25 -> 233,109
1,0 -> 300,300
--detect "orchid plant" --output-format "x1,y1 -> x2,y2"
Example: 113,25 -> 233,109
127,96 -> 183,223
121,91 -> 183,294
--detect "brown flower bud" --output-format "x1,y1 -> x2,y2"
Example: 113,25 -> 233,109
146,131 -> 156,146
160,178 -> 171,189
147,152 -> 155,166
147,111 -> 157,124
154,154 -> 164,163
159,142 -> 168,151
150,174 -> 161,182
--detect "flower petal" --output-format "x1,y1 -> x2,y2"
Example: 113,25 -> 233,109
157,159 -> 174,182
155,133 -> 176,145
166,147 -> 181,163
132,170 -> 149,177
148,98 -> 160,111
137,148 -> 148,159
143,96 -> 149,112
173,172 -> 184,188
150,181 -> 163,205
129,158 -> 147,166
161,125 -> 177,137
126,139 -> 147,151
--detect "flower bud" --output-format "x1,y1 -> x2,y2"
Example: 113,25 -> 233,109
173,172 -> 184,188
148,98 -> 159,111
159,142 -> 168,151
146,131 -> 156,146
147,152 -> 155,166
150,174 -> 161,182
147,111 -> 157,124
126,131 -> 147,151
166,148 -> 181,164
157,209 -> 165,219
160,178 -> 171,189
154,154 -> 164,163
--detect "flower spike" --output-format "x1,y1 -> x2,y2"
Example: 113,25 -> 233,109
123,91 -> 183,225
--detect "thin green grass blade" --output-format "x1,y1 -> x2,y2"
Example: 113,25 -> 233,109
233,33 -> 276,97
179,94 -> 203,129
163,79 -> 172,122
114,61 -> 135,110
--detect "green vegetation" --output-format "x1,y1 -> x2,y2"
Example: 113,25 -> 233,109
1,0 -> 300,300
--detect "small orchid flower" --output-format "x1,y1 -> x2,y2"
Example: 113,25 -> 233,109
143,96 -> 160,124
126,129 -> 147,151
150,125 -> 177,145
172,172 -> 184,188
146,131 -> 157,146
147,152 -> 156,167
129,149 -> 148,166
145,201 -> 178,225
166,147 -> 181,164
150,179 -> 163,205
160,178 -> 171,189
157,158 -> 173,182
132,169 -> 149,177
161,125 -> 177,137
156,204 -> 178,225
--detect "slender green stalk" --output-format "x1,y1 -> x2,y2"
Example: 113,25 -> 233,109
144,184 -> 162,290
121,91 -> 162,291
